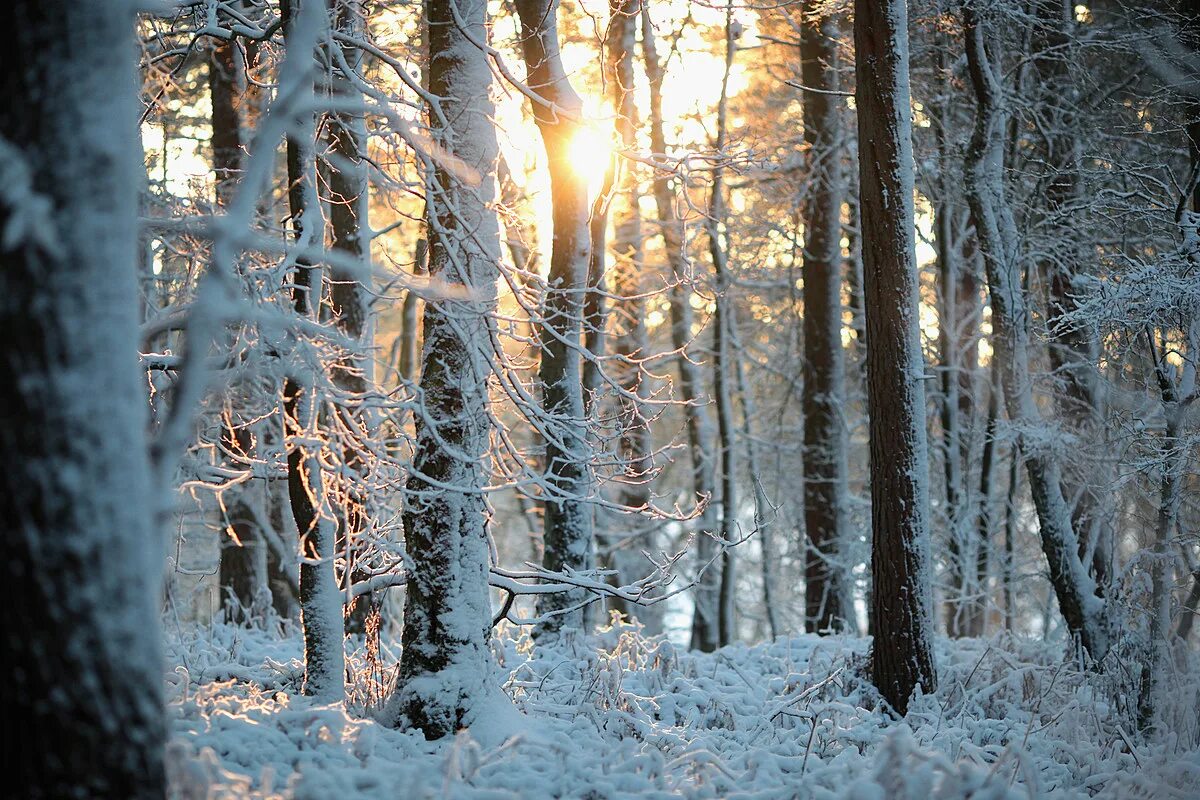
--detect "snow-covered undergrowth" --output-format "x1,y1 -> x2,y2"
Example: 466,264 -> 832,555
165,621 -> 1199,798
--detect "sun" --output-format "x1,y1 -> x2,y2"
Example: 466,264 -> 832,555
567,123 -> 615,195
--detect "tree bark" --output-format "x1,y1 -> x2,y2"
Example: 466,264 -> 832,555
800,9 -> 850,634
387,0 -> 502,738
515,0 -> 597,637
2,1 -> 165,793
326,0 -> 377,635
855,0 -> 938,714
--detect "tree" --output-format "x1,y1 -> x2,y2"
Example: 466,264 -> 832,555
515,0 -> 597,637
961,4 -> 1108,661
855,0 -> 938,713
640,5 -> 721,652
800,8 -> 851,634
386,0 -> 501,737
280,0 -> 345,702
2,0 -> 165,794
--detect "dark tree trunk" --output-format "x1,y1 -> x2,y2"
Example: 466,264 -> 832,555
515,0 -> 597,637
855,0 -> 938,714
710,5 -> 739,647
326,0 -> 377,635
1,1 -> 165,794
800,10 -> 850,634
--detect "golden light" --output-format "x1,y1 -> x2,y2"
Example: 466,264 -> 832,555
567,124 -> 615,195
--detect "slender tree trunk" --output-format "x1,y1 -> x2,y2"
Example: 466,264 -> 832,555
2,1 -> 165,793
641,7 -> 721,651
855,0 -> 938,714
1139,323 -> 1195,731
1033,0 -> 1109,588
962,6 -> 1107,661
210,36 -> 271,620
281,0 -> 345,701
326,0 -> 377,635
387,0 -> 501,738
710,2 -> 739,647
599,0 -> 659,631
516,0 -> 597,637
800,9 -> 849,634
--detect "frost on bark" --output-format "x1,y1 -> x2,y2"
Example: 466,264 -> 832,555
515,0 -> 597,637
1,1 -> 165,795
854,0 -> 938,713
640,7 -> 720,651
800,10 -> 850,634
387,0 -> 500,738
962,6 -> 1108,661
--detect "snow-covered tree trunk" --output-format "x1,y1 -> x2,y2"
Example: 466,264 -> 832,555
640,7 -> 720,651
515,0 -> 597,637
1032,0 -> 1109,589
962,6 -> 1108,661
854,0 -> 938,713
387,0 -> 500,738
1139,324 -> 1193,732
2,0 -> 165,793
800,10 -> 851,634
280,0 -> 345,702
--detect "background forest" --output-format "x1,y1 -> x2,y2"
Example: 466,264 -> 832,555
6,0 -> 1200,797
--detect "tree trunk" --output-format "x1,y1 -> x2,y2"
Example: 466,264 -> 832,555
641,6 -> 721,651
281,0 -> 344,702
710,2 -> 739,647
2,1 -> 165,793
326,0 -> 377,635
516,0 -> 597,638
855,0 -> 938,714
962,6 -> 1107,661
387,0 -> 502,738
800,9 -> 850,634
1033,0 -> 1109,588
600,0 -> 660,631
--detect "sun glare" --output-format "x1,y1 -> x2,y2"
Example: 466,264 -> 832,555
567,124 -> 615,194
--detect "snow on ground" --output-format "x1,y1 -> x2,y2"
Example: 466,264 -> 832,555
164,620 -> 1200,799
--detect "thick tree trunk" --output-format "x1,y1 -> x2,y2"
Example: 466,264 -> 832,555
641,7 -> 720,651
516,0 -> 597,637
281,0 -> 345,702
962,6 -> 1107,661
800,10 -> 850,634
387,0 -> 501,738
855,0 -> 938,714
2,1 -> 165,794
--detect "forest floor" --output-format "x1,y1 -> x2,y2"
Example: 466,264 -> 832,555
164,620 -> 1199,799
